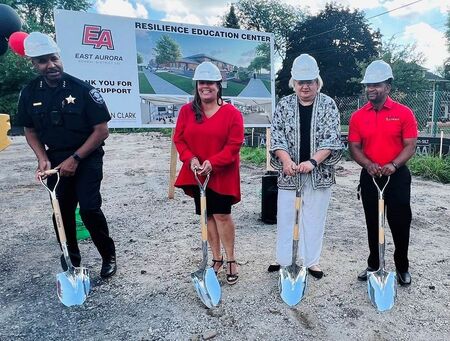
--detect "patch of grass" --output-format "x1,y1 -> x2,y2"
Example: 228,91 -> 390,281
223,80 -> 247,97
240,146 -> 266,166
138,72 -> 155,94
110,128 -> 173,136
155,128 -> 173,136
262,80 -> 271,93
341,149 -> 352,161
408,155 -> 450,183
156,72 -> 194,94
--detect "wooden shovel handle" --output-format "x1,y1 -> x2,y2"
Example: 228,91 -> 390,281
38,168 -> 59,180
200,196 -> 208,241
293,196 -> 301,241
42,169 -> 59,175
378,198 -> 385,244
52,198 -> 67,244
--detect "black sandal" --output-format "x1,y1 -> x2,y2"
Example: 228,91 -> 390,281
211,256 -> 224,275
226,260 -> 239,285
267,264 -> 281,272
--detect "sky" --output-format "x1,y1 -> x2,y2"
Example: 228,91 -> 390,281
90,0 -> 449,73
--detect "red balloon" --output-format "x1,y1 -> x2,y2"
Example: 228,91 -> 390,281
8,31 -> 28,56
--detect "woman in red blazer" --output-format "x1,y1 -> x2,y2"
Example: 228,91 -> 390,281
174,62 -> 244,285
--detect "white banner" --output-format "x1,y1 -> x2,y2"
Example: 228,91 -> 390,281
55,9 -> 275,128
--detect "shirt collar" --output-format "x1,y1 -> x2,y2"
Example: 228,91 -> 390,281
37,73 -> 70,90
364,96 -> 393,111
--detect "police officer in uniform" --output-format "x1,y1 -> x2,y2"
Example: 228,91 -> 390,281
16,32 -> 116,278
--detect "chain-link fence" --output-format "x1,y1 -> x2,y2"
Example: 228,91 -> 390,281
335,90 -> 450,137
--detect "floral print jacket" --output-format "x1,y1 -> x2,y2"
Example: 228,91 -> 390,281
270,93 -> 343,190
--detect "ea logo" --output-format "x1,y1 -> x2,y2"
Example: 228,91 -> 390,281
82,25 -> 114,50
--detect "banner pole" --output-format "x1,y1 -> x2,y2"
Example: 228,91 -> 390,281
266,127 -> 273,171
168,129 -> 177,199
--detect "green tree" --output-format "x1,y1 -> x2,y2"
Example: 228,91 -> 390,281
222,4 -> 240,29
153,35 -> 181,66
256,43 -> 270,60
234,0 -> 304,58
248,56 -> 268,74
445,10 -> 450,53
248,43 -> 270,73
0,0 -> 91,124
277,3 -> 381,98
15,0 -> 91,33
443,10 -> 450,80
236,67 -> 250,83
360,38 -> 430,130
377,38 -> 428,93
390,60 -> 428,93
137,53 -> 143,64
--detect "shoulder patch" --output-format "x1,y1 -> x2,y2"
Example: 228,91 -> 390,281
89,89 -> 105,104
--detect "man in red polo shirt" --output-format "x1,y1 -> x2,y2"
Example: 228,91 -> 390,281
348,60 -> 418,286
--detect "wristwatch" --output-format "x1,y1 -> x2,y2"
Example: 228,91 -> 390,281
308,158 -> 318,168
391,161 -> 399,170
72,152 -> 82,162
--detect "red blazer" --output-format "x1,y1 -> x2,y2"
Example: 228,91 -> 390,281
174,103 -> 244,204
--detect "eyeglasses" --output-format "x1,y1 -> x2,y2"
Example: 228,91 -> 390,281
198,81 -> 216,85
365,83 -> 386,88
296,80 -> 315,86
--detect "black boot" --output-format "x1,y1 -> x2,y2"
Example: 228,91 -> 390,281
100,255 -> 117,278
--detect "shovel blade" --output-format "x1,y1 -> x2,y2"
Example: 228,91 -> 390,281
279,264 -> 308,307
56,267 -> 90,307
367,269 -> 397,312
191,267 -> 221,308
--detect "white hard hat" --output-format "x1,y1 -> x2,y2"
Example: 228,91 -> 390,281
291,54 -> 320,80
24,32 -> 60,58
361,60 -> 394,84
193,62 -> 222,81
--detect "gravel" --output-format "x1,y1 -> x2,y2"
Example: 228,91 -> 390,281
1,132 -> 449,340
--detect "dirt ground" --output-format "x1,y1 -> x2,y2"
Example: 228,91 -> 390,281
1,133 -> 449,341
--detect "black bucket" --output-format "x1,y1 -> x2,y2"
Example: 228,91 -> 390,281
261,171 -> 278,224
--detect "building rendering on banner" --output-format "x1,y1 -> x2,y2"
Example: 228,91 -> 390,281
55,9 -> 275,128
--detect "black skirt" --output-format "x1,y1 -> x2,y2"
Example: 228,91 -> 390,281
190,186 -> 233,215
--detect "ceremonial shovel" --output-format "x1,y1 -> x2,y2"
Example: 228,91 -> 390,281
279,174 -> 309,306
39,169 -> 90,307
191,171 -> 221,308
367,176 -> 397,312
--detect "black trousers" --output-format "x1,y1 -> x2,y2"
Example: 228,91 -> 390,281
360,166 -> 412,272
47,149 -> 115,265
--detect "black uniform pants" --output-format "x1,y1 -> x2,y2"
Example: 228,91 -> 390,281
47,150 -> 115,265
360,166 -> 412,273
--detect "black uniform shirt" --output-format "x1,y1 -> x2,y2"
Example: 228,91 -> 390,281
17,73 -> 111,152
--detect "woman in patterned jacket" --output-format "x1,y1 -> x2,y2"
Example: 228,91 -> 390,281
269,54 -> 343,279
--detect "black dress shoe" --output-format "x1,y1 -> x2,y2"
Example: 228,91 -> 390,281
100,256 -> 117,278
357,267 -> 376,281
397,271 -> 411,286
308,268 -> 324,279
267,264 -> 281,272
